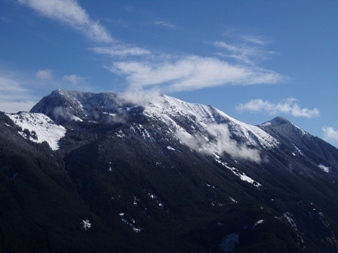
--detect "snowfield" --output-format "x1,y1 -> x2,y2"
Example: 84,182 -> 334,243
6,112 -> 66,151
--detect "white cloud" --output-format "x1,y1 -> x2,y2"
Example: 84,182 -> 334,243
0,75 -> 38,113
63,74 -> 84,85
0,76 -> 26,93
236,98 -> 320,118
91,45 -> 151,57
214,30 -> 277,66
36,69 -> 53,80
153,20 -> 177,29
206,124 -> 261,162
18,1 -> 284,95
109,55 -> 282,92
0,100 -> 37,113
18,0 -> 113,43
323,127 -> 338,142
239,34 -> 270,46
214,41 -> 275,65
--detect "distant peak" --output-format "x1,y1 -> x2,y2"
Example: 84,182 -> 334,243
51,89 -> 80,97
260,116 -> 308,136
270,116 -> 291,125
260,116 -> 290,127
51,89 -> 67,95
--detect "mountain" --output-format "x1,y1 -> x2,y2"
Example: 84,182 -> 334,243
1,89 -> 338,253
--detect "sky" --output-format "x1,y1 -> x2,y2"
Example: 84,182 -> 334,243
1,0 -> 338,147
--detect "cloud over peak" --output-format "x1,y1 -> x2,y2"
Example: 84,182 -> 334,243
109,55 -> 282,93
63,74 -> 84,85
237,98 -> 320,118
36,69 -> 53,80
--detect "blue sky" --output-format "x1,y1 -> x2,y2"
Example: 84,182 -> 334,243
1,0 -> 338,147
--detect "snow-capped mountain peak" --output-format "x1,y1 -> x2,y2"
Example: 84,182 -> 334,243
260,116 -> 308,136
143,94 -> 279,162
29,90 -> 280,161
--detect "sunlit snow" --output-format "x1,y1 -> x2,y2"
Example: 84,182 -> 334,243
215,156 -> 262,188
6,112 -> 66,151
142,95 -> 279,162
254,219 -> 264,227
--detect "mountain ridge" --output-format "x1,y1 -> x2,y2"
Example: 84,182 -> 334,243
1,89 -> 338,252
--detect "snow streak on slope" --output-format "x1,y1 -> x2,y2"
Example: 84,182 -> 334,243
215,155 -> 262,188
6,112 -> 66,151
143,95 -> 279,162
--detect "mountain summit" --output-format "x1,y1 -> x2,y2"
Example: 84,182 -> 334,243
1,89 -> 338,252
31,89 -> 279,161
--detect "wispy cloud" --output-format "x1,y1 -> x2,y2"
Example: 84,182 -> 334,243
18,0 -> 113,43
238,34 -> 270,46
36,69 -> 53,80
0,74 -> 38,113
236,98 -> 320,118
108,55 -> 282,92
18,0 -> 151,59
323,127 -> 338,142
214,41 -> 275,65
153,20 -> 177,29
214,30 -> 276,65
90,45 -> 151,57
17,1 -> 284,97
63,74 -> 84,85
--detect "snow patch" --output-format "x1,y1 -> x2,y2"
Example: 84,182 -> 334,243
116,130 -> 125,138
291,122 -> 308,136
167,146 -> 175,151
132,124 -> 153,140
318,164 -> 330,173
260,122 -> 271,127
215,157 -> 262,188
82,219 -> 91,231
148,193 -> 164,208
293,144 -> 304,156
206,183 -> 216,189
254,219 -> 264,227
229,196 -> 238,204
72,115 -> 83,122
119,213 -> 142,233
6,112 -> 66,151
283,212 -> 297,230
133,196 -> 140,206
